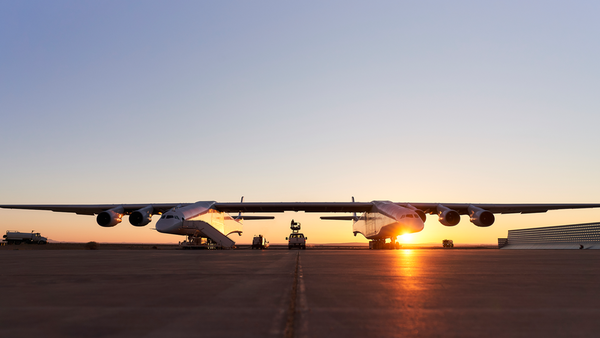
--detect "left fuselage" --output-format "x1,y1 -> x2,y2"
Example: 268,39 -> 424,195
155,201 -> 242,237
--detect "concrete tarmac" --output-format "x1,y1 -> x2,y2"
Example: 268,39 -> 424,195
1,249 -> 600,337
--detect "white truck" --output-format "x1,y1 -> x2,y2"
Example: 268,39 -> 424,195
3,231 -> 48,245
287,233 -> 307,250
286,220 -> 307,250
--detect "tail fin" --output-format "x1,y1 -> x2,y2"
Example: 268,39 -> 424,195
235,196 -> 274,220
236,196 -> 244,220
352,196 -> 358,222
319,197 -> 360,222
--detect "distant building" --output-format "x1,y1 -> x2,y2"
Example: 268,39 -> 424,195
500,222 -> 600,249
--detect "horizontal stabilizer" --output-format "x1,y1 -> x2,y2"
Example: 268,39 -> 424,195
238,215 -> 275,220
321,216 -> 356,221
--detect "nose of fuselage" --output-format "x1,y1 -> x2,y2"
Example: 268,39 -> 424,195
410,217 -> 425,232
400,215 -> 425,234
155,218 -> 182,233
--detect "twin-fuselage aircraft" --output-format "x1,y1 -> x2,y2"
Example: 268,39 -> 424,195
2,200 -> 600,248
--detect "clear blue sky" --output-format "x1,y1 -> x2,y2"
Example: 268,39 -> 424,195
1,1 -> 599,244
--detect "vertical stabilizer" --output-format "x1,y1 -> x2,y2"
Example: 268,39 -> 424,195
236,196 -> 244,220
352,196 -> 358,222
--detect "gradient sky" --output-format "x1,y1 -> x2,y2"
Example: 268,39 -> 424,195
1,1 -> 599,245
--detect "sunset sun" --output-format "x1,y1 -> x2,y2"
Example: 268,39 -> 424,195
398,233 -> 413,243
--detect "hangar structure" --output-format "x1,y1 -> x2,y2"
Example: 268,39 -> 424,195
499,222 -> 600,249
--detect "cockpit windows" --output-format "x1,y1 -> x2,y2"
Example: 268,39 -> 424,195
160,214 -> 180,220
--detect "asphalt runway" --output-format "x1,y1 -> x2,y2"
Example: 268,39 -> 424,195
1,249 -> 600,338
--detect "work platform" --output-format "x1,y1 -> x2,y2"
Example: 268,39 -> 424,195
179,220 -> 236,249
500,221 -> 600,249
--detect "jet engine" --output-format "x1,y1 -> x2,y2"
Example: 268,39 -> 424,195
96,206 -> 124,227
129,206 -> 153,226
468,205 -> 495,227
437,205 -> 461,226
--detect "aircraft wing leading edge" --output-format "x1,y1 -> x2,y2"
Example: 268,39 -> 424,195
2,202 -> 600,216
3,201 -> 600,243
0,204 -> 185,215
399,203 -> 600,215
213,202 -> 374,213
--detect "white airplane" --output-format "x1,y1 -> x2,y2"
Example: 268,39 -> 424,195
2,199 -> 600,249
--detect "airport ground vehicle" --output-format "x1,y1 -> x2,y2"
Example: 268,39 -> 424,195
287,233 -> 307,249
3,231 -> 47,245
286,219 -> 307,249
251,235 -> 269,249
443,239 -> 454,248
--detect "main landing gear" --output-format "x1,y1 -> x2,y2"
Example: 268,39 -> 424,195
369,239 -> 401,250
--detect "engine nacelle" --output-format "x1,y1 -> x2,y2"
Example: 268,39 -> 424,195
129,206 -> 153,226
437,205 -> 461,226
468,205 -> 495,227
96,206 -> 124,227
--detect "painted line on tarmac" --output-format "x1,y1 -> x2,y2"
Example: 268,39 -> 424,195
283,251 -> 300,338
297,254 -> 309,338
269,251 -> 297,337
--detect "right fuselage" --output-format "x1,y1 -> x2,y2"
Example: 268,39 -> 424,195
353,201 -> 425,239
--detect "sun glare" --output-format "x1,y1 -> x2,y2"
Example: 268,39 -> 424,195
398,233 -> 413,243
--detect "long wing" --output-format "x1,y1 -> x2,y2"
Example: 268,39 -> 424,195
0,204 -> 187,215
2,201 -> 600,216
213,202 -> 373,213
216,201 -> 600,216
0,202 -> 372,216
397,203 -> 600,215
